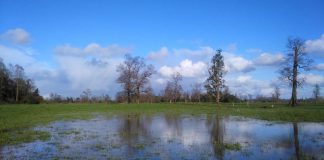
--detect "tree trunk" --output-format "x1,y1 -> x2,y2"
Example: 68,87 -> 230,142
290,49 -> 298,107
216,84 -> 220,105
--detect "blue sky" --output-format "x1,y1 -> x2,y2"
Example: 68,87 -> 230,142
0,0 -> 323,99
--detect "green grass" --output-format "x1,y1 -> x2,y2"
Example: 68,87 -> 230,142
0,102 -> 324,146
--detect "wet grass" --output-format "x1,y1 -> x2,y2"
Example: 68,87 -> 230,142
0,102 -> 324,146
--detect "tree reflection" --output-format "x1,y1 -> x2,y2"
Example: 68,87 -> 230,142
117,114 -> 152,156
293,122 -> 300,160
207,114 -> 225,159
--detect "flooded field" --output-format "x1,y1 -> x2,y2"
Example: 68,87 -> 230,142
1,114 -> 324,159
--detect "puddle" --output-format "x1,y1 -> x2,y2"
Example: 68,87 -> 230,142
1,114 -> 324,159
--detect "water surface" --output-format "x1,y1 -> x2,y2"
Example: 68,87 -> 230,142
1,114 -> 324,159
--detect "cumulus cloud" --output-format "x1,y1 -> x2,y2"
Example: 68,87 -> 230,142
300,73 -> 324,85
53,43 -> 131,95
159,59 -> 207,78
1,28 -> 31,45
226,75 -> 275,97
223,53 -> 255,73
147,47 -> 169,61
254,53 -> 285,66
305,34 -> 324,55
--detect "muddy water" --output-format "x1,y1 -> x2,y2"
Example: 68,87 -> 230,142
1,114 -> 324,159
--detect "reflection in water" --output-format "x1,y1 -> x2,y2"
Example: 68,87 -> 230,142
207,114 -> 225,160
1,114 -> 324,159
293,122 -> 300,160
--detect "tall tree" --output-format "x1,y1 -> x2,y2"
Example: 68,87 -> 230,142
279,38 -> 312,107
116,55 -> 155,103
205,49 -> 226,104
313,84 -> 320,104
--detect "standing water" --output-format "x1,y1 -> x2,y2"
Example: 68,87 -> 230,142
1,114 -> 324,159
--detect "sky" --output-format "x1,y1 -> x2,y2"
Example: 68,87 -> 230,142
0,0 -> 323,99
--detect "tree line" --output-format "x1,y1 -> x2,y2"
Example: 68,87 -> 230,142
0,58 -> 42,104
1,37 -> 322,106
115,37 -> 322,106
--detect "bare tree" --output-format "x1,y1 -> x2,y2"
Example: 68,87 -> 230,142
279,38 -> 312,107
134,64 -> 155,104
80,88 -> 91,103
205,49 -> 226,104
143,86 -> 154,103
313,84 -> 320,104
191,83 -> 202,103
116,55 -> 155,103
272,86 -> 280,103
163,72 -> 183,103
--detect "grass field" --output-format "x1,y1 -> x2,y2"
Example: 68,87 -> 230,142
1,102 -> 324,146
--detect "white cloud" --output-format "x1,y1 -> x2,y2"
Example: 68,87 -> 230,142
300,73 -> 324,85
0,45 -> 61,95
305,34 -> 324,54
55,43 -> 131,58
54,43 -> 131,94
224,53 -> 255,73
226,75 -> 275,97
254,53 -> 285,66
237,75 -> 252,83
313,63 -> 324,71
173,46 -> 214,57
158,59 -> 207,78
147,47 -> 169,61
1,28 -> 31,45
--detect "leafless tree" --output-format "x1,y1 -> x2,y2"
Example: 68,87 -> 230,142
80,88 -> 91,103
313,84 -> 320,104
279,38 -> 312,107
272,86 -> 280,103
191,83 -> 202,103
205,49 -> 225,104
163,72 -> 183,103
134,64 -> 155,104
143,86 -> 154,103
116,55 -> 155,103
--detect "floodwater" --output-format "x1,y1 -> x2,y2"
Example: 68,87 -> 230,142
1,114 -> 324,159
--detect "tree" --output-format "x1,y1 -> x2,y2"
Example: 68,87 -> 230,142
191,83 -> 202,103
205,49 -> 226,104
13,64 -> 24,102
134,63 -> 155,104
313,84 -> 320,104
279,38 -> 312,107
272,86 -> 280,103
163,72 -> 183,103
116,55 -> 155,103
80,88 -> 91,103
